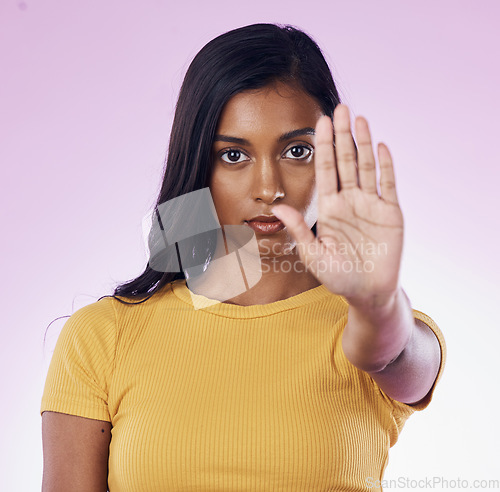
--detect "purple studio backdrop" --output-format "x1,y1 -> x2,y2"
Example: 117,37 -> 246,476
1,0 -> 499,489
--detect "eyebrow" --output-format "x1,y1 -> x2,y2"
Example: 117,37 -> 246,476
213,127 -> 316,145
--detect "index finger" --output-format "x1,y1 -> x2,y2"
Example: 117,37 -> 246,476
314,115 -> 338,196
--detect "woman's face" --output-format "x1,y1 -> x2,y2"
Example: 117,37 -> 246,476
209,81 -> 323,257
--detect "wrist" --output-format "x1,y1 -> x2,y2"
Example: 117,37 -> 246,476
342,287 -> 415,372
345,286 -> 401,319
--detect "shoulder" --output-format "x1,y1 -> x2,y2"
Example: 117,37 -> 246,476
50,296 -> 119,362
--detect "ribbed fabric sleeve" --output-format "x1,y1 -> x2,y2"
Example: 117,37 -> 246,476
40,279 -> 446,491
41,297 -> 116,422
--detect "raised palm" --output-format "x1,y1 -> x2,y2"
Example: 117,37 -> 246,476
272,105 -> 404,308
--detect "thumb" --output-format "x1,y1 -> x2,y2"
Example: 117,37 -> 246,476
271,205 -> 318,269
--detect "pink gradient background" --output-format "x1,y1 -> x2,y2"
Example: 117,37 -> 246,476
1,0 -> 499,489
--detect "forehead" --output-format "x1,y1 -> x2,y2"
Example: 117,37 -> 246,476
216,82 -> 323,135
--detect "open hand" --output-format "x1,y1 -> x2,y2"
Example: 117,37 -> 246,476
272,104 -> 404,309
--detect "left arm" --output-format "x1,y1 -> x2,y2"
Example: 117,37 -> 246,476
342,287 -> 441,405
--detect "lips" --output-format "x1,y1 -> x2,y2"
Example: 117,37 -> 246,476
245,216 -> 285,234
247,215 -> 280,223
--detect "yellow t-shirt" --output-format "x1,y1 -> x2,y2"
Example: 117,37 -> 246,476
41,279 -> 446,491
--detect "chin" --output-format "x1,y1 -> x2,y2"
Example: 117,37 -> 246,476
256,236 -> 295,256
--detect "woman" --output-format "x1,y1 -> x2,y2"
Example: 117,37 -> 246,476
41,23 -> 446,491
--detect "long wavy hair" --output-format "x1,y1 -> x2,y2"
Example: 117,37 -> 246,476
110,23 -> 341,305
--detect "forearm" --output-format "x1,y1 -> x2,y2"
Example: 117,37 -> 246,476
341,287 -> 441,404
367,317 -> 441,404
341,287 -> 415,373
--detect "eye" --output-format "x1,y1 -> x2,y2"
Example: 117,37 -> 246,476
220,149 -> 249,164
283,145 -> 313,161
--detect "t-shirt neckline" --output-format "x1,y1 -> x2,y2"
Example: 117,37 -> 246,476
170,278 -> 342,318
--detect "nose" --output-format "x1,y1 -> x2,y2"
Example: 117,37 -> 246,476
251,158 -> 285,204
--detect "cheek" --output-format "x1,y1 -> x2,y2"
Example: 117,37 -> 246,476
289,172 -> 316,203
210,168 -> 248,198
303,184 -> 318,227
303,184 -> 318,209
208,175 -> 242,218
207,170 -> 224,201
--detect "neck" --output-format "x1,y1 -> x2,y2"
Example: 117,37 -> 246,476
185,233 -> 321,306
